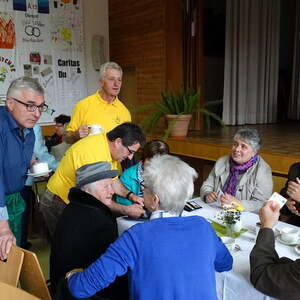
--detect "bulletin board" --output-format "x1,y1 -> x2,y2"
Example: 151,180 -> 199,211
0,0 -> 87,123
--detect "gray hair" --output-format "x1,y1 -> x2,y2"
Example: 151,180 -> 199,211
233,128 -> 261,151
143,155 -> 198,214
99,61 -> 122,80
6,77 -> 44,99
81,181 -> 98,193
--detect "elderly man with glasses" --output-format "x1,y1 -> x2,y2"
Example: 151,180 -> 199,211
0,76 -> 47,260
40,122 -> 146,241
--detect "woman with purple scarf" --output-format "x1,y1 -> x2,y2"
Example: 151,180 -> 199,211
200,128 -> 273,213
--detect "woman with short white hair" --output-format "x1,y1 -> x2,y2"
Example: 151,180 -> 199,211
66,155 -> 233,300
200,128 -> 273,213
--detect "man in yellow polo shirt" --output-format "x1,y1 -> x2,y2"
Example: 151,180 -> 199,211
64,61 -> 131,144
40,123 -> 145,240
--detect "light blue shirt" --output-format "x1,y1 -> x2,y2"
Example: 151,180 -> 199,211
25,125 -> 58,186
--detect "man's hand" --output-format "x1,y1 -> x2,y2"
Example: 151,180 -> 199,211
64,125 -> 89,144
78,125 -> 89,138
30,157 -> 37,168
0,221 -> 16,260
259,201 -> 280,229
205,192 -> 217,203
286,199 -> 300,216
124,204 -> 145,218
287,178 -> 300,202
129,194 -> 144,205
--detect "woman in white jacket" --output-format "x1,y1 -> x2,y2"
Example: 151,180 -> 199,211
200,128 -> 273,213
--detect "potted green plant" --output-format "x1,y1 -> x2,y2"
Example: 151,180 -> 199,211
132,89 -> 224,139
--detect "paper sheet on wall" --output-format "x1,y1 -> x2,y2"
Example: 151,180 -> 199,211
0,0 -> 87,123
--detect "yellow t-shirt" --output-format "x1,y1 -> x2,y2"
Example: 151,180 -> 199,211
47,133 -> 119,203
67,91 -> 131,133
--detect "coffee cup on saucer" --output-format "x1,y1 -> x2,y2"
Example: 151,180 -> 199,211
281,227 -> 300,244
88,124 -> 102,135
32,162 -> 49,175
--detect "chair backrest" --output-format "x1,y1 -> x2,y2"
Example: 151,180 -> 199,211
0,245 -> 24,286
19,248 -> 52,300
0,281 -> 41,300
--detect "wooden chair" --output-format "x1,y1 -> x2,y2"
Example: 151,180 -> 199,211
0,245 -> 24,286
19,248 -> 52,300
0,281 -> 40,300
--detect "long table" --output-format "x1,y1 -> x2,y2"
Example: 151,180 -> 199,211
117,198 -> 299,300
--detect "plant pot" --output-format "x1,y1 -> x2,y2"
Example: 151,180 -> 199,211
165,114 -> 192,138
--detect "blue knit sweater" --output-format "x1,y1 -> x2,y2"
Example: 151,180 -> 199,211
68,215 -> 233,300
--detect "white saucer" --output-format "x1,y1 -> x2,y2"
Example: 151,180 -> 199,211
276,235 -> 300,246
295,245 -> 300,255
27,169 -> 52,177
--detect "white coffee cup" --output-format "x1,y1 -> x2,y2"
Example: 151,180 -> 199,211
221,236 -> 236,251
32,162 -> 49,174
281,227 -> 300,244
88,124 -> 102,135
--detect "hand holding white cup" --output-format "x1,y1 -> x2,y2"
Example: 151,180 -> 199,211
88,124 -> 102,135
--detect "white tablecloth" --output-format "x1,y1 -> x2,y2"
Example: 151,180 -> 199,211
117,198 -> 299,300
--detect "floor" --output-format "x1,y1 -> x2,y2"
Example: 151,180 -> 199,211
29,182 -> 50,280
189,122 -> 300,157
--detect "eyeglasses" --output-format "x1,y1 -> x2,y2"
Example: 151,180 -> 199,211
125,145 -> 136,155
10,97 -> 48,112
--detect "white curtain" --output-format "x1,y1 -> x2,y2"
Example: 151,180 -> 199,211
288,1 -> 300,119
223,0 -> 280,125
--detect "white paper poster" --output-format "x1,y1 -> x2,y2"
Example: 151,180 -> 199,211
0,0 -> 87,123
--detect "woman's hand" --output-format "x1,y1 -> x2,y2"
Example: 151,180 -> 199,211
286,199 -> 300,216
205,192 -> 217,203
220,193 -> 241,206
287,178 -> 300,201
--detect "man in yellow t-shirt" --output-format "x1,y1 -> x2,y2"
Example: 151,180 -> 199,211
64,62 -> 131,144
40,123 -> 146,240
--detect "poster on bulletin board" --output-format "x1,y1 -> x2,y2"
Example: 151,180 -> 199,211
0,0 -> 87,123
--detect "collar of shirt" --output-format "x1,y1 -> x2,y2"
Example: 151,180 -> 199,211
97,90 -> 119,106
150,210 -> 179,220
4,106 -> 31,137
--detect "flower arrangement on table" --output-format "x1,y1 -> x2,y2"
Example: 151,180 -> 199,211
212,202 -> 247,238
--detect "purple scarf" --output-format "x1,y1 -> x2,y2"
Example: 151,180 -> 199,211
222,154 -> 258,196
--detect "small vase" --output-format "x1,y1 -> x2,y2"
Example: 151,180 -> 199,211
232,220 -> 242,232
225,224 -> 235,238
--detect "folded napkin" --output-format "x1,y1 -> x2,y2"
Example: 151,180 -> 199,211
211,221 -> 247,238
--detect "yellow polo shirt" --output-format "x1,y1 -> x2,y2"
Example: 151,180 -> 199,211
67,91 -> 131,133
47,133 -> 119,203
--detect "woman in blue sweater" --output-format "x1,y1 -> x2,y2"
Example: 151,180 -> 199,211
67,155 -> 233,300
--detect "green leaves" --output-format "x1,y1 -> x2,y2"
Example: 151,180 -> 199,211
161,89 -> 200,114
130,88 -> 224,136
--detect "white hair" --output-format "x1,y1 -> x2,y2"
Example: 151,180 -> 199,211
7,76 -> 44,99
81,181 -> 98,193
99,61 -> 122,80
143,154 -> 198,214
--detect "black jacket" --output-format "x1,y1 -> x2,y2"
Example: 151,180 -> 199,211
280,162 -> 300,226
250,228 -> 300,300
50,187 -> 128,300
